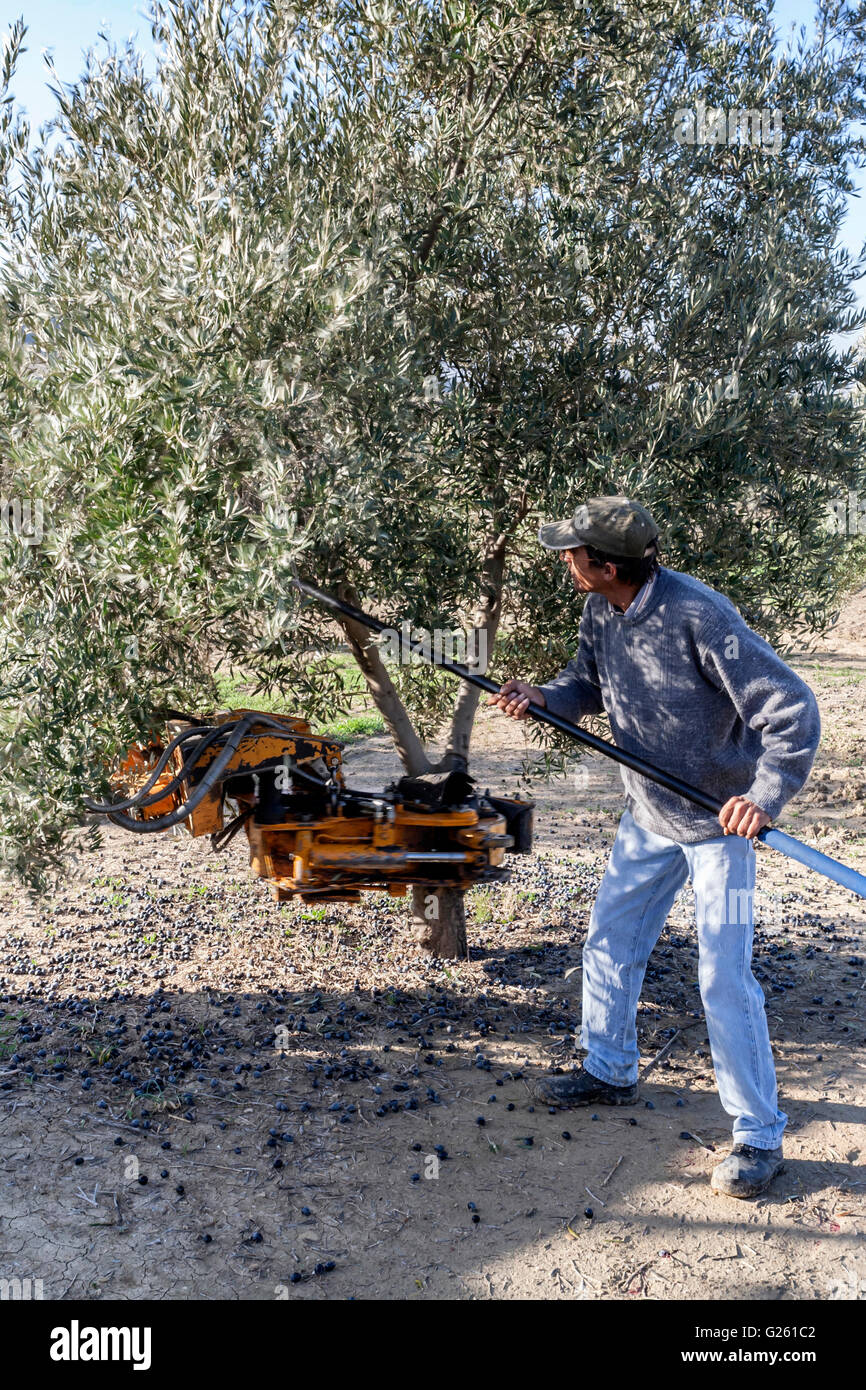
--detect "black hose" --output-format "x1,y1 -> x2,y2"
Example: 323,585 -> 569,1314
210,805 -> 255,852
125,723 -> 230,809
83,723 -> 215,813
86,711 -> 309,815
90,709 -> 345,827
90,722 -> 234,814
287,760 -> 390,804
105,715 -> 257,833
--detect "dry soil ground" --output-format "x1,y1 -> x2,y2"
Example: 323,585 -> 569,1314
0,590 -> 864,1302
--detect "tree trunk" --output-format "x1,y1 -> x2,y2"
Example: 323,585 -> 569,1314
334,579 -> 431,776
440,530 -> 508,770
332,571 -> 509,959
410,884 -> 468,959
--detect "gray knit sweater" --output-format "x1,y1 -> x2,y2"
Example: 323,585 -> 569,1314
537,566 -> 821,843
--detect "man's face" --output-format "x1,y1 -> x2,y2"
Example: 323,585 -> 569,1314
560,545 -> 612,593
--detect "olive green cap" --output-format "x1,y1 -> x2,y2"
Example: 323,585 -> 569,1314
538,495 -> 660,559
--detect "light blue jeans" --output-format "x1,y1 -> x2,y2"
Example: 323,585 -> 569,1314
582,809 -> 787,1149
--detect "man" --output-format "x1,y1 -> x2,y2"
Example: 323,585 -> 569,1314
488,496 -> 821,1199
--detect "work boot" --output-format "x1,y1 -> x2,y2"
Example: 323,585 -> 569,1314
532,1065 -> 638,1108
710,1143 -> 784,1199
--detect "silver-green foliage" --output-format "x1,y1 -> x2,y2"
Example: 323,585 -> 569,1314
0,0 -> 865,886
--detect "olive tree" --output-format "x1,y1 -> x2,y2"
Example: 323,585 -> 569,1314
1,0 -> 865,955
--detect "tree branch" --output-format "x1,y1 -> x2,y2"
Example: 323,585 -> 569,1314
416,39 -> 536,267
439,526 -> 510,771
334,579 -> 431,777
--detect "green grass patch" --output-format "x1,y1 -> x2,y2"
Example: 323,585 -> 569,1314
468,886 -> 494,924
318,713 -> 384,742
214,658 -> 368,712
212,669 -> 384,743
213,670 -> 297,713
827,667 -> 866,684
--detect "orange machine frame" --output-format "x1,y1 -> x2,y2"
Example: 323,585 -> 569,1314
113,710 -> 522,904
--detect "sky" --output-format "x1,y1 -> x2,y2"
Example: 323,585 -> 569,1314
4,0 -> 865,316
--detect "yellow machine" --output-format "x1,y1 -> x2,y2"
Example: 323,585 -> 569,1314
91,710 -> 533,904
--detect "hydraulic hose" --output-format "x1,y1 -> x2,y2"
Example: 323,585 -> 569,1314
83,723 -> 214,813
104,715 -> 258,833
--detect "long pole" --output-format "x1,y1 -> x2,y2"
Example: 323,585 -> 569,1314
292,577 -> 866,899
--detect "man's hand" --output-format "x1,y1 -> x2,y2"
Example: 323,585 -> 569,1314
718,795 -> 771,839
487,679 -> 546,720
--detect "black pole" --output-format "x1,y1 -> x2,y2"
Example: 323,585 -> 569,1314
292,576 -> 721,816
292,576 -> 866,898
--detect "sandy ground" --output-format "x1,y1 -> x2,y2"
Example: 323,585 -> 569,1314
0,589 -> 864,1301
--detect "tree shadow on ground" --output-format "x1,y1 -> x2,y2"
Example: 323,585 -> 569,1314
0,969 -> 863,1301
